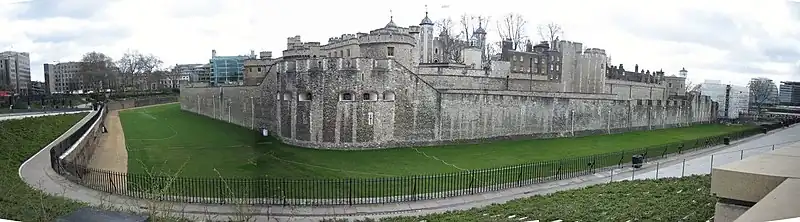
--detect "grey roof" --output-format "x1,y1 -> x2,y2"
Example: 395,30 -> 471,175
474,26 -> 486,34
420,12 -> 434,25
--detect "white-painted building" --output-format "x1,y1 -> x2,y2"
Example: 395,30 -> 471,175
697,80 -> 749,119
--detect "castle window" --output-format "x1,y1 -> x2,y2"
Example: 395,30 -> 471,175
282,92 -> 291,101
340,50 -> 344,58
346,49 -> 351,57
339,92 -> 353,101
434,48 -> 438,54
668,83 -> 673,87
534,57 -> 538,63
383,91 -> 396,101
387,47 -> 395,57
363,92 -> 378,101
334,52 -> 338,57
637,100 -> 642,106
555,65 -> 560,71
657,100 -> 662,106
549,64 -> 554,71
257,67 -> 262,72
298,92 -> 312,101
367,112 -> 374,125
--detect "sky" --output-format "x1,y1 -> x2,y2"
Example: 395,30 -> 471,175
1,0 -> 800,86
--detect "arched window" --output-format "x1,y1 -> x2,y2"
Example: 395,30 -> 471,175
282,92 -> 291,101
382,91 -> 395,101
340,92 -> 354,101
363,92 -> 378,101
298,92 -> 312,101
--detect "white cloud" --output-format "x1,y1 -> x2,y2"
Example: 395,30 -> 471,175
2,0 -> 799,86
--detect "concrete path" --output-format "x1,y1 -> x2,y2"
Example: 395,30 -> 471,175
17,124 -> 800,222
0,110 -> 91,122
85,109 -> 129,191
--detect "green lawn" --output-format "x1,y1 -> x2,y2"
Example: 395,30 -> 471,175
122,103 -> 753,179
0,113 -> 88,221
343,175 -> 716,222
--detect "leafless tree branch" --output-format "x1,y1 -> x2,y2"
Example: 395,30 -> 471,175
537,22 -> 563,48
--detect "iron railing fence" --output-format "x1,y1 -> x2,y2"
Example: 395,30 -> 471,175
49,115 -> 800,206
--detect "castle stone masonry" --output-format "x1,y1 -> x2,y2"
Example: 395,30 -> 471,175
180,12 -> 718,149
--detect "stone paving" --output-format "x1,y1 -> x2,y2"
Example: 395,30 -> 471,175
16,124 -> 800,222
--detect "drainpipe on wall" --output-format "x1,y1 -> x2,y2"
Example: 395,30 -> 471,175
606,109 -> 611,134
571,110 -> 575,137
251,96 -> 255,130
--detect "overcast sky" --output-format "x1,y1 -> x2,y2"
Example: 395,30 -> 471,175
2,0 -> 800,86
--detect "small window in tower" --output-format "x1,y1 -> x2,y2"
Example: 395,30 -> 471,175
387,47 -> 395,57
257,67 -> 262,72
282,92 -> 291,101
549,64 -> 554,71
668,83 -> 673,88
434,48 -> 439,54
340,50 -> 344,57
383,91 -> 396,101
367,112 -> 374,125
298,92 -> 312,101
555,65 -> 560,71
346,49 -> 351,57
340,92 -> 353,101
363,92 -> 378,101
334,52 -> 338,57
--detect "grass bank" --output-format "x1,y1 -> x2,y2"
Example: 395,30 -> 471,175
0,113 -> 87,221
346,175 -> 716,222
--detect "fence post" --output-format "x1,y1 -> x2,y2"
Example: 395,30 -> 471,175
710,154 -> 715,173
631,167 -> 635,180
348,178 -> 353,205
772,145 -> 775,151
412,176 -> 419,201
516,166 -> 524,186
740,150 -> 744,160
681,159 -> 686,177
655,162 -> 660,179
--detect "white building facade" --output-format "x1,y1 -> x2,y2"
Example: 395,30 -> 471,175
698,80 -> 749,119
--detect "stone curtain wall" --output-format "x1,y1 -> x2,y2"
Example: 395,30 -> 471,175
436,91 -> 714,142
178,57 -> 716,149
180,86 -> 266,131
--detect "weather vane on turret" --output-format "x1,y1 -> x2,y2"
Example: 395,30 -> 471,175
425,4 -> 428,15
390,9 -> 393,21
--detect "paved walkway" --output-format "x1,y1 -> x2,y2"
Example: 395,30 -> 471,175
85,109 -> 129,190
17,124 -> 800,222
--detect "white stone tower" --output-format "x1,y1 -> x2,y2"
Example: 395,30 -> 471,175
679,67 -> 688,78
419,6 -> 435,63
473,20 -> 487,63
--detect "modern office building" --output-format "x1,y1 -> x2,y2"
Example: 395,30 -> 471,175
44,62 -> 85,94
697,80 -> 749,119
779,81 -> 800,105
209,49 -> 255,85
30,81 -> 46,95
0,51 -> 31,95
173,63 -> 206,82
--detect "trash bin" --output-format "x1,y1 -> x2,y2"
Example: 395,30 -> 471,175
723,137 -> 731,145
631,154 -> 644,168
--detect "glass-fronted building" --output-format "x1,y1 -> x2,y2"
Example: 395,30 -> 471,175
209,50 -> 254,85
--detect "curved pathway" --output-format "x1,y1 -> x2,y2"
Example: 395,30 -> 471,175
17,124 -> 800,222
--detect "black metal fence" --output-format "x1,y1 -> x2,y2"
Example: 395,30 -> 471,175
50,115 -> 800,206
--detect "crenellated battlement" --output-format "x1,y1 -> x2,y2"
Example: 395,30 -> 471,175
280,58 -> 397,73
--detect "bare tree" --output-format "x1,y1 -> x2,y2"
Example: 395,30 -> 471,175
537,22 -> 564,48
459,14 -> 476,43
78,52 -> 115,93
496,13 -> 528,50
749,79 -> 777,117
436,18 -> 466,63
684,80 -> 698,93
116,50 -> 163,92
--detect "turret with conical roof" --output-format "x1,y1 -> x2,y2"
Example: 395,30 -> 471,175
418,6 -> 435,63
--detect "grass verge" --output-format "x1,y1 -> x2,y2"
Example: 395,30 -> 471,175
344,175 -> 716,222
0,113 -> 87,221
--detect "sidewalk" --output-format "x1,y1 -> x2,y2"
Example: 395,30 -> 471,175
17,125 -> 800,222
